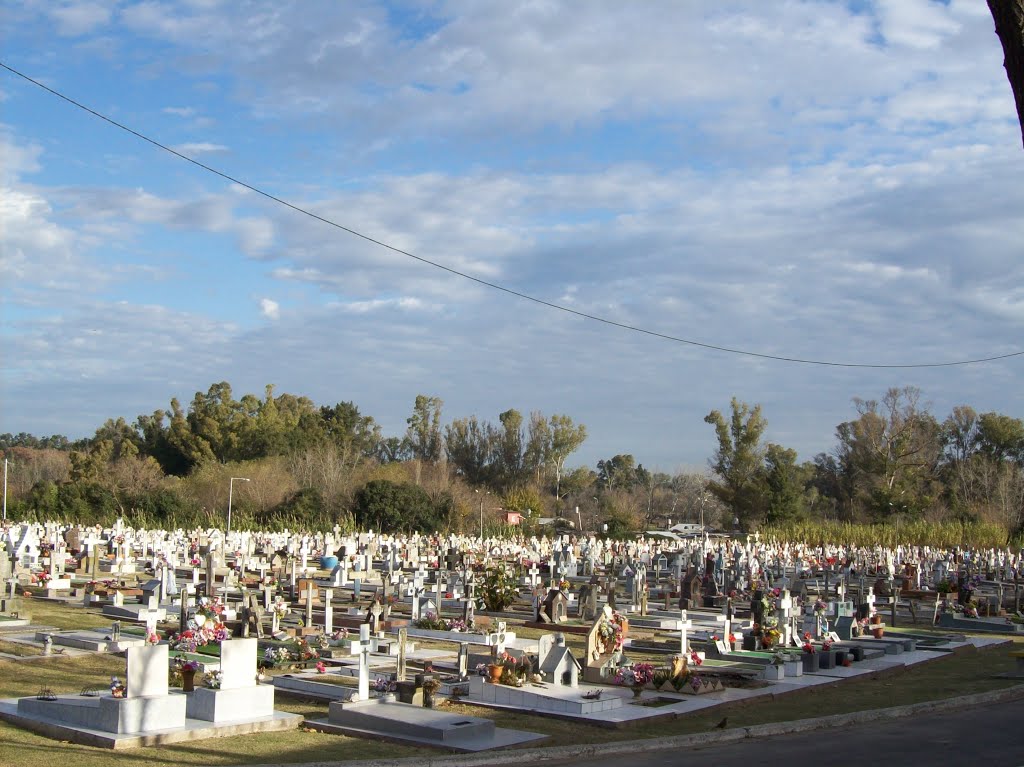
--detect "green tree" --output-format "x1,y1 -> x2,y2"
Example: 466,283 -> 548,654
548,414 -> 587,500
351,479 -> 451,533
492,409 -> 526,488
405,395 -> 444,464
761,444 -> 807,524
704,398 -> 768,529
444,416 -> 494,484
836,387 -> 942,519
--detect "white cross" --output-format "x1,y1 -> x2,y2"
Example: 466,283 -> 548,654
676,610 -> 693,655
350,623 -> 374,701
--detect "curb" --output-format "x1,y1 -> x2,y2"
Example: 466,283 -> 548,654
248,683 -> 1024,767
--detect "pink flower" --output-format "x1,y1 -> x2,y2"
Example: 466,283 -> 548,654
316,661 -> 326,674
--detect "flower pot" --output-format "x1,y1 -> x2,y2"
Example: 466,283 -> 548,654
488,664 -> 503,683
181,668 -> 196,692
631,684 -> 644,698
801,653 -> 820,673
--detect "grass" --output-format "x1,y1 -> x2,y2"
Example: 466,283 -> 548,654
0,601 -> 1021,767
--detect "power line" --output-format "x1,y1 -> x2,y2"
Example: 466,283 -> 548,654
2,60 -> 1021,370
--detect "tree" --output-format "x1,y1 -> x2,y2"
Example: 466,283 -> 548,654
524,411 -> 551,484
548,414 -> 587,500
404,395 -> 444,464
351,479 -> 451,533
595,454 -> 641,491
444,416 -> 493,484
835,387 -> 942,519
704,398 -> 768,529
492,409 -> 526,488
989,0 -> 1024,148
761,444 -> 808,524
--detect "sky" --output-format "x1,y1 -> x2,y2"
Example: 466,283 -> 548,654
1,0 -> 1023,474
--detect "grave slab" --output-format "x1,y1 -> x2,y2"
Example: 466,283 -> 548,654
306,697 -> 546,752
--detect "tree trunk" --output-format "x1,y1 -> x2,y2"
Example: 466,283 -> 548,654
989,0 -> 1024,147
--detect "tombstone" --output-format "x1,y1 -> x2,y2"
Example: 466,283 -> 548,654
365,596 -> 384,634
676,610 -> 693,655
537,589 -> 569,624
350,624 -> 374,701
537,633 -> 580,687
582,605 -> 625,684
323,588 -> 334,635
397,627 -> 408,681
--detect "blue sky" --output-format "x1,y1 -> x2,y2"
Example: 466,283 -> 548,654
1,0 -> 1022,472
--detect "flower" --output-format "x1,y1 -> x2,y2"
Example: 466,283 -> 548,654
145,632 -> 160,645
204,670 -> 222,689
597,611 -> 626,652
813,600 -> 828,615
802,641 -> 815,654
315,661 -> 326,674
689,649 -> 703,667
614,663 -> 654,687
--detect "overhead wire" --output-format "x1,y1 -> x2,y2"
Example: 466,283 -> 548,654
2,60 -> 1021,370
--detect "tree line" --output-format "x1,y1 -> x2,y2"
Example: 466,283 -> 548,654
2,383 -> 1021,540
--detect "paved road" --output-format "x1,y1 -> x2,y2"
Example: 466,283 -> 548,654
536,697 -> 1024,767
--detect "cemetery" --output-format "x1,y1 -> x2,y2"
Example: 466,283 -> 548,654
0,520 -> 1022,760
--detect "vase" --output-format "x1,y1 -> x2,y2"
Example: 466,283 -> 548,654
182,668 -> 196,692
423,692 -> 435,709
871,615 -> 884,638
631,684 -> 644,698
488,664 -> 503,683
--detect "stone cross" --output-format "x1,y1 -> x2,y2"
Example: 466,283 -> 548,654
323,588 -> 334,634
527,563 -> 541,588
676,610 -> 693,655
488,621 -> 508,658
351,623 -> 374,701
397,627 -> 408,681
302,581 -> 315,628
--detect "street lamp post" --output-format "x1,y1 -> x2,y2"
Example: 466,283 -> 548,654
227,477 -> 250,539
475,489 -> 490,541
2,458 -> 8,523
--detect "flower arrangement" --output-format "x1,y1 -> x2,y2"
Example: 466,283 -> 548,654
597,611 -> 626,653
264,646 -> 292,665
813,600 -> 828,616
272,599 -> 290,619
558,579 -> 570,591
331,628 -> 349,641
414,612 -> 448,630
204,670 -> 222,689
35,572 -> 51,586
802,640 -> 815,654
822,638 -> 833,651
110,675 -> 125,698
145,632 -> 160,645
689,649 -> 703,667
315,661 -> 326,674
373,677 -> 397,693
613,662 -> 655,688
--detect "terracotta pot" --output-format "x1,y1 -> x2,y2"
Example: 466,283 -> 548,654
488,664 -> 503,683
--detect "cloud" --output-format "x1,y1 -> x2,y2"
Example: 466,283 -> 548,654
48,1 -> 113,37
171,142 -> 229,156
259,298 -> 280,320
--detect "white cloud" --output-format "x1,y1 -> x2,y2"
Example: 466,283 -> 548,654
259,297 -> 280,320
48,1 -> 113,37
171,142 -> 229,156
